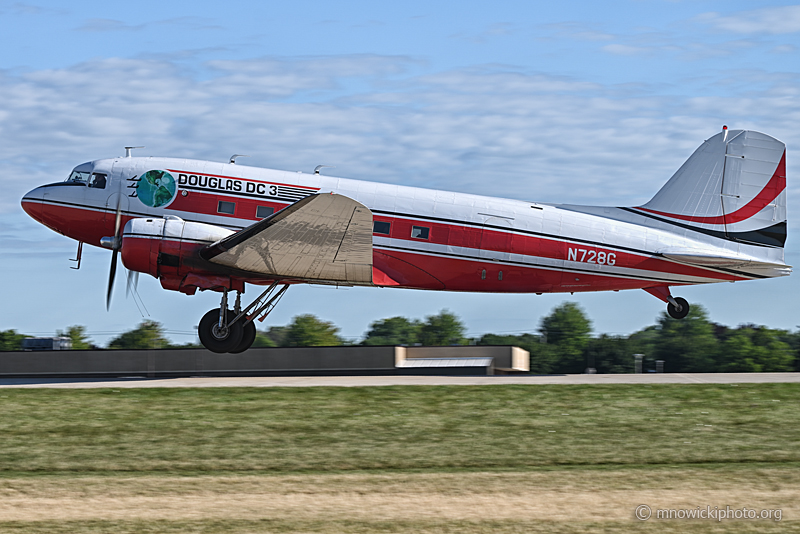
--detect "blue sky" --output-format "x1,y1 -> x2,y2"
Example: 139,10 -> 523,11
2,1 -> 800,345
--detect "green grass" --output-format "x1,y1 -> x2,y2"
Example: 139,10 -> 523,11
0,383 -> 798,474
0,384 -> 798,533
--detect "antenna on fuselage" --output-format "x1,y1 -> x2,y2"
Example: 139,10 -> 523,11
125,146 -> 145,158
229,154 -> 249,164
722,125 -> 728,142
314,165 -> 335,175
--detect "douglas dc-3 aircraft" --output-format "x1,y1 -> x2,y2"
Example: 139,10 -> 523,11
21,127 -> 789,353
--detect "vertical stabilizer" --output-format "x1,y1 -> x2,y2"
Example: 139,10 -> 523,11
636,129 -> 786,247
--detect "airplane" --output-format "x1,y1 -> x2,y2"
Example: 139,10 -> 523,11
21,127 -> 789,353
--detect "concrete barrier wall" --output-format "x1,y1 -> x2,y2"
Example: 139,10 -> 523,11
0,346 -> 398,377
0,345 -> 528,377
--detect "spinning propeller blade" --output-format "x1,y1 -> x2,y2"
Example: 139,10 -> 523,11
106,194 -> 123,310
126,269 -> 139,298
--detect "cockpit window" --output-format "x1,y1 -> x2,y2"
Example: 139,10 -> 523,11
89,173 -> 107,189
66,170 -> 91,184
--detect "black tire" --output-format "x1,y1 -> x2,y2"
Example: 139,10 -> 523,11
198,308 -> 243,353
230,320 -> 256,354
667,297 -> 690,319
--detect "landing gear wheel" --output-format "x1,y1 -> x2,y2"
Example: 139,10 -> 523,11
198,308 -> 243,353
667,297 -> 690,319
230,320 -> 256,354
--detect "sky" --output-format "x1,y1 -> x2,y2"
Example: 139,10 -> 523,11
2,0 -> 800,345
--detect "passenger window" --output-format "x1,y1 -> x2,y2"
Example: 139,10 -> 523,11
411,226 -> 429,239
218,201 -> 236,215
89,173 -> 107,189
256,206 -> 274,219
373,221 -> 391,235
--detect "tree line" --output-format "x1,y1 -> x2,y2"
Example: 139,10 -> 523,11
1,303 -> 797,373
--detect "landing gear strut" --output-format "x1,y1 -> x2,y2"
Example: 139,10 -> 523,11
197,282 -> 289,354
643,287 -> 690,320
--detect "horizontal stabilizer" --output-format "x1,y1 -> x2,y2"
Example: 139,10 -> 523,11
660,249 -> 792,276
200,193 -> 373,284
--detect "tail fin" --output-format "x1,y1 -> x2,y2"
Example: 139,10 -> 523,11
636,129 -> 786,248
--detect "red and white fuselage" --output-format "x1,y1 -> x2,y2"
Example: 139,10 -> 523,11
21,129 -> 790,304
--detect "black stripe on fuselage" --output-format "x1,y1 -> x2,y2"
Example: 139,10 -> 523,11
621,208 -> 787,248
178,184 -> 313,203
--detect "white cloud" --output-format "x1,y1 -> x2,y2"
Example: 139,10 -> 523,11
571,31 -> 615,42
1,55 -> 798,221
450,23 -> 515,44
601,43 -> 650,56
76,16 -> 222,33
771,44 -> 797,53
76,18 -> 145,32
697,5 -> 800,35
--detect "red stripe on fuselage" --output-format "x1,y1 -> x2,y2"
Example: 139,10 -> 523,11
376,248 -> 692,293
372,214 -> 745,283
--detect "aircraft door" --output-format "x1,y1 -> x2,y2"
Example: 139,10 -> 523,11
479,215 -> 513,286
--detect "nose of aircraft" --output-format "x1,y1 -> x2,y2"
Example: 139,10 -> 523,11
21,186 -> 45,222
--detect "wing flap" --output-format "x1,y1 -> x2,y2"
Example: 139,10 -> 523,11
200,194 -> 373,284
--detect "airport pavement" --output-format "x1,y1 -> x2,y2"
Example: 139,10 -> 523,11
0,373 -> 798,388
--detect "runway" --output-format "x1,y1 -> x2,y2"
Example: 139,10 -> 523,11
0,373 -> 798,388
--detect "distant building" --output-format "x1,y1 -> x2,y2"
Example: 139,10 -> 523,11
21,337 -> 72,351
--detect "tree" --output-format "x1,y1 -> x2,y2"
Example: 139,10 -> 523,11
252,330 -> 277,348
584,334 -> 632,374
0,330 -> 25,351
57,325 -> 92,350
108,320 -> 171,349
718,326 -> 794,372
418,310 -> 467,346
627,325 -> 659,371
477,333 -> 540,347
284,315 -> 343,347
539,302 -> 592,373
362,317 -> 421,346
652,305 -> 717,372
263,326 -> 289,347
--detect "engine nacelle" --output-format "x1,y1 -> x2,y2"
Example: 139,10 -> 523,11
121,216 -> 237,294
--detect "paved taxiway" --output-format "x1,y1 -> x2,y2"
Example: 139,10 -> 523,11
0,373 -> 797,388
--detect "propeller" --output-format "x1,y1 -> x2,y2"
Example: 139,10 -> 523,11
126,269 -> 139,299
105,194 -> 123,310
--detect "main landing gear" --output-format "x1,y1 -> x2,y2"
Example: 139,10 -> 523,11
644,286 -> 690,320
197,282 -> 289,353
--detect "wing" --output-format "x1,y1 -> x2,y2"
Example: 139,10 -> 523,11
200,193 -> 373,284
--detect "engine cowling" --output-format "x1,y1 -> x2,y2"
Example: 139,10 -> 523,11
120,216 -> 238,294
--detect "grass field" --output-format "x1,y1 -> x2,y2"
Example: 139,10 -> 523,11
0,384 -> 798,532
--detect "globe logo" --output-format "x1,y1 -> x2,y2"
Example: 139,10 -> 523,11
137,170 -> 177,208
